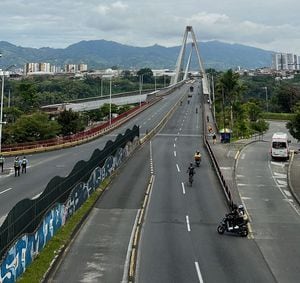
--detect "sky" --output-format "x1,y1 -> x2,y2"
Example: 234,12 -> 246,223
0,0 -> 300,54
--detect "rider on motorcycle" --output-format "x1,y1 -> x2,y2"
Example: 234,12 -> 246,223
226,204 -> 245,230
194,151 -> 201,162
187,163 -> 195,176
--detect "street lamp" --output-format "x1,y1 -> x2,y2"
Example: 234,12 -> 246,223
0,70 -> 9,153
109,76 -> 112,125
262,86 -> 269,112
139,74 -> 144,107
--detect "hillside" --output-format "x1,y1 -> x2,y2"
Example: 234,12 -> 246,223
0,39 -> 273,70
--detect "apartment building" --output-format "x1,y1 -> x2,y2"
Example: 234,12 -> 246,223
272,53 -> 300,70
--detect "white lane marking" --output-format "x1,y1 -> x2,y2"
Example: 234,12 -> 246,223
181,182 -> 186,195
268,161 -> 300,216
174,151 -> 177,157
277,180 -> 287,186
186,215 -> 191,232
176,164 -> 180,172
220,167 -> 232,170
150,141 -> 154,174
174,143 -> 176,148
175,137 -> 177,141
31,192 -> 42,200
241,153 -> 245,160
238,183 -> 266,187
194,261 -> 204,283
241,197 -> 252,200
274,172 -> 287,178
0,188 -> 12,195
284,190 -> 292,197
179,128 -> 182,131
271,161 -> 285,168
234,151 -> 239,160
236,175 -> 245,178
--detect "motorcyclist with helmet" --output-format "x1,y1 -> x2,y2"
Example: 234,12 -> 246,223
187,163 -> 195,176
194,150 -> 201,166
226,204 -> 245,230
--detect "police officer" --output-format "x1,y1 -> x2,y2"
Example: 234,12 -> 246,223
14,157 -> 21,177
0,155 -> 4,172
21,156 -> 28,174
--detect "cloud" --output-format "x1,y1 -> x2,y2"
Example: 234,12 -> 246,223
0,0 -> 300,54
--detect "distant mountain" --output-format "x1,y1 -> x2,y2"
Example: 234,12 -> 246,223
0,39 -> 273,70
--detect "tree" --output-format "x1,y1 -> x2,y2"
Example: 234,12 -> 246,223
287,105 -> 300,141
273,84 -> 300,113
57,109 -> 84,136
137,68 -> 153,84
4,112 -> 61,143
18,82 -> 39,111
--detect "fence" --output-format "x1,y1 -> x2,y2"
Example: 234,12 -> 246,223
0,125 -> 139,283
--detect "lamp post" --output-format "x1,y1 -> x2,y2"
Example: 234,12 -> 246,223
109,76 -> 112,125
0,70 -> 9,153
139,74 -> 144,107
263,86 -> 269,112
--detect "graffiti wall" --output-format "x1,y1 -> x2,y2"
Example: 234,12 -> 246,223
0,135 -> 139,283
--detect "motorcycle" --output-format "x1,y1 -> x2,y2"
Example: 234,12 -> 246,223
217,215 -> 248,237
195,159 -> 201,167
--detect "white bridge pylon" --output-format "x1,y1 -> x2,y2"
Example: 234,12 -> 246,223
171,26 -> 210,95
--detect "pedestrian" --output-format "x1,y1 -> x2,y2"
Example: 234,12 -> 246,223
21,156 -> 28,174
213,133 -> 217,144
14,157 -> 21,177
0,155 -> 4,173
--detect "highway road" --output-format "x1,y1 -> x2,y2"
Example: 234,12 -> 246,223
136,87 -> 274,282
236,120 -> 300,282
0,83 -> 189,224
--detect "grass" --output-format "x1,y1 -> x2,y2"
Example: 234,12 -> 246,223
262,112 -> 295,121
17,178 -> 110,283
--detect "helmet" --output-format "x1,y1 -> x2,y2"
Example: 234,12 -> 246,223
238,205 -> 244,211
190,163 -> 193,166
196,150 -> 200,154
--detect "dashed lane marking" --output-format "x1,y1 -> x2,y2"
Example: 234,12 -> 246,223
176,164 -> 180,172
186,215 -> 191,232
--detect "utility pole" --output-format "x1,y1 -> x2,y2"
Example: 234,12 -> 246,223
109,77 -> 112,125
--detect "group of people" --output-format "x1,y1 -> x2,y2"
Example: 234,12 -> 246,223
14,156 -> 28,177
0,155 -> 29,177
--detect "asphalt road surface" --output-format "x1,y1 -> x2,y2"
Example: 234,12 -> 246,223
136,89 -> 275,282
236,120 -> 300,283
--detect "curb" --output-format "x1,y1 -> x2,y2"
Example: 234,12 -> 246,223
128,175 -> 155,283
287,151 -> 300,205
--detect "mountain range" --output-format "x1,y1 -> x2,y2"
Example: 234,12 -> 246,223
0,39 -> 274,70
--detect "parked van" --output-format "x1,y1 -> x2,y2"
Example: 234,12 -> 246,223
271,132 -> 290,160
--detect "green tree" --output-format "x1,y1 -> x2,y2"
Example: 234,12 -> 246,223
287,105 -> 300,141
4,112 -> 61,143
18,82 -> 39,111
244,101 -> 263,122
273,84 -> 300,113
57,110 -> 84,136
99,103 -> 118,117
137,68 -> 153,84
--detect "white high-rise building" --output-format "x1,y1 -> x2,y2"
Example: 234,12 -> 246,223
272,53 -> 288,70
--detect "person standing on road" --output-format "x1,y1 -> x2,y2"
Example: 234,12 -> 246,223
21,156 -> 28,174
0,155 -> 4,172
14,157 -> 21,177
213,133 -> 217,144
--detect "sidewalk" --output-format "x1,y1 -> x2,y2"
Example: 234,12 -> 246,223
204,101 -> 300,207
289,151 -> 300,204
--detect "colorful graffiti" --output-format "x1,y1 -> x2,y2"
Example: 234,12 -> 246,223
0,136 -> 139,283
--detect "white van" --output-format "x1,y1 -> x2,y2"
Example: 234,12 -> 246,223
271,132 -> 290,160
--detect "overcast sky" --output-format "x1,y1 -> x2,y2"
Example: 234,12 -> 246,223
0,0 -> 300,54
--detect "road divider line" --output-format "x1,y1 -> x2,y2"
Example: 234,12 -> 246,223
176,164 -> 180,172
174,151 -> 176,157
181,182 -> 186,195
186,215 -> 191,232
0,188 -> 12,195
195,261 -> 204,283
174,143 -> 176,148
